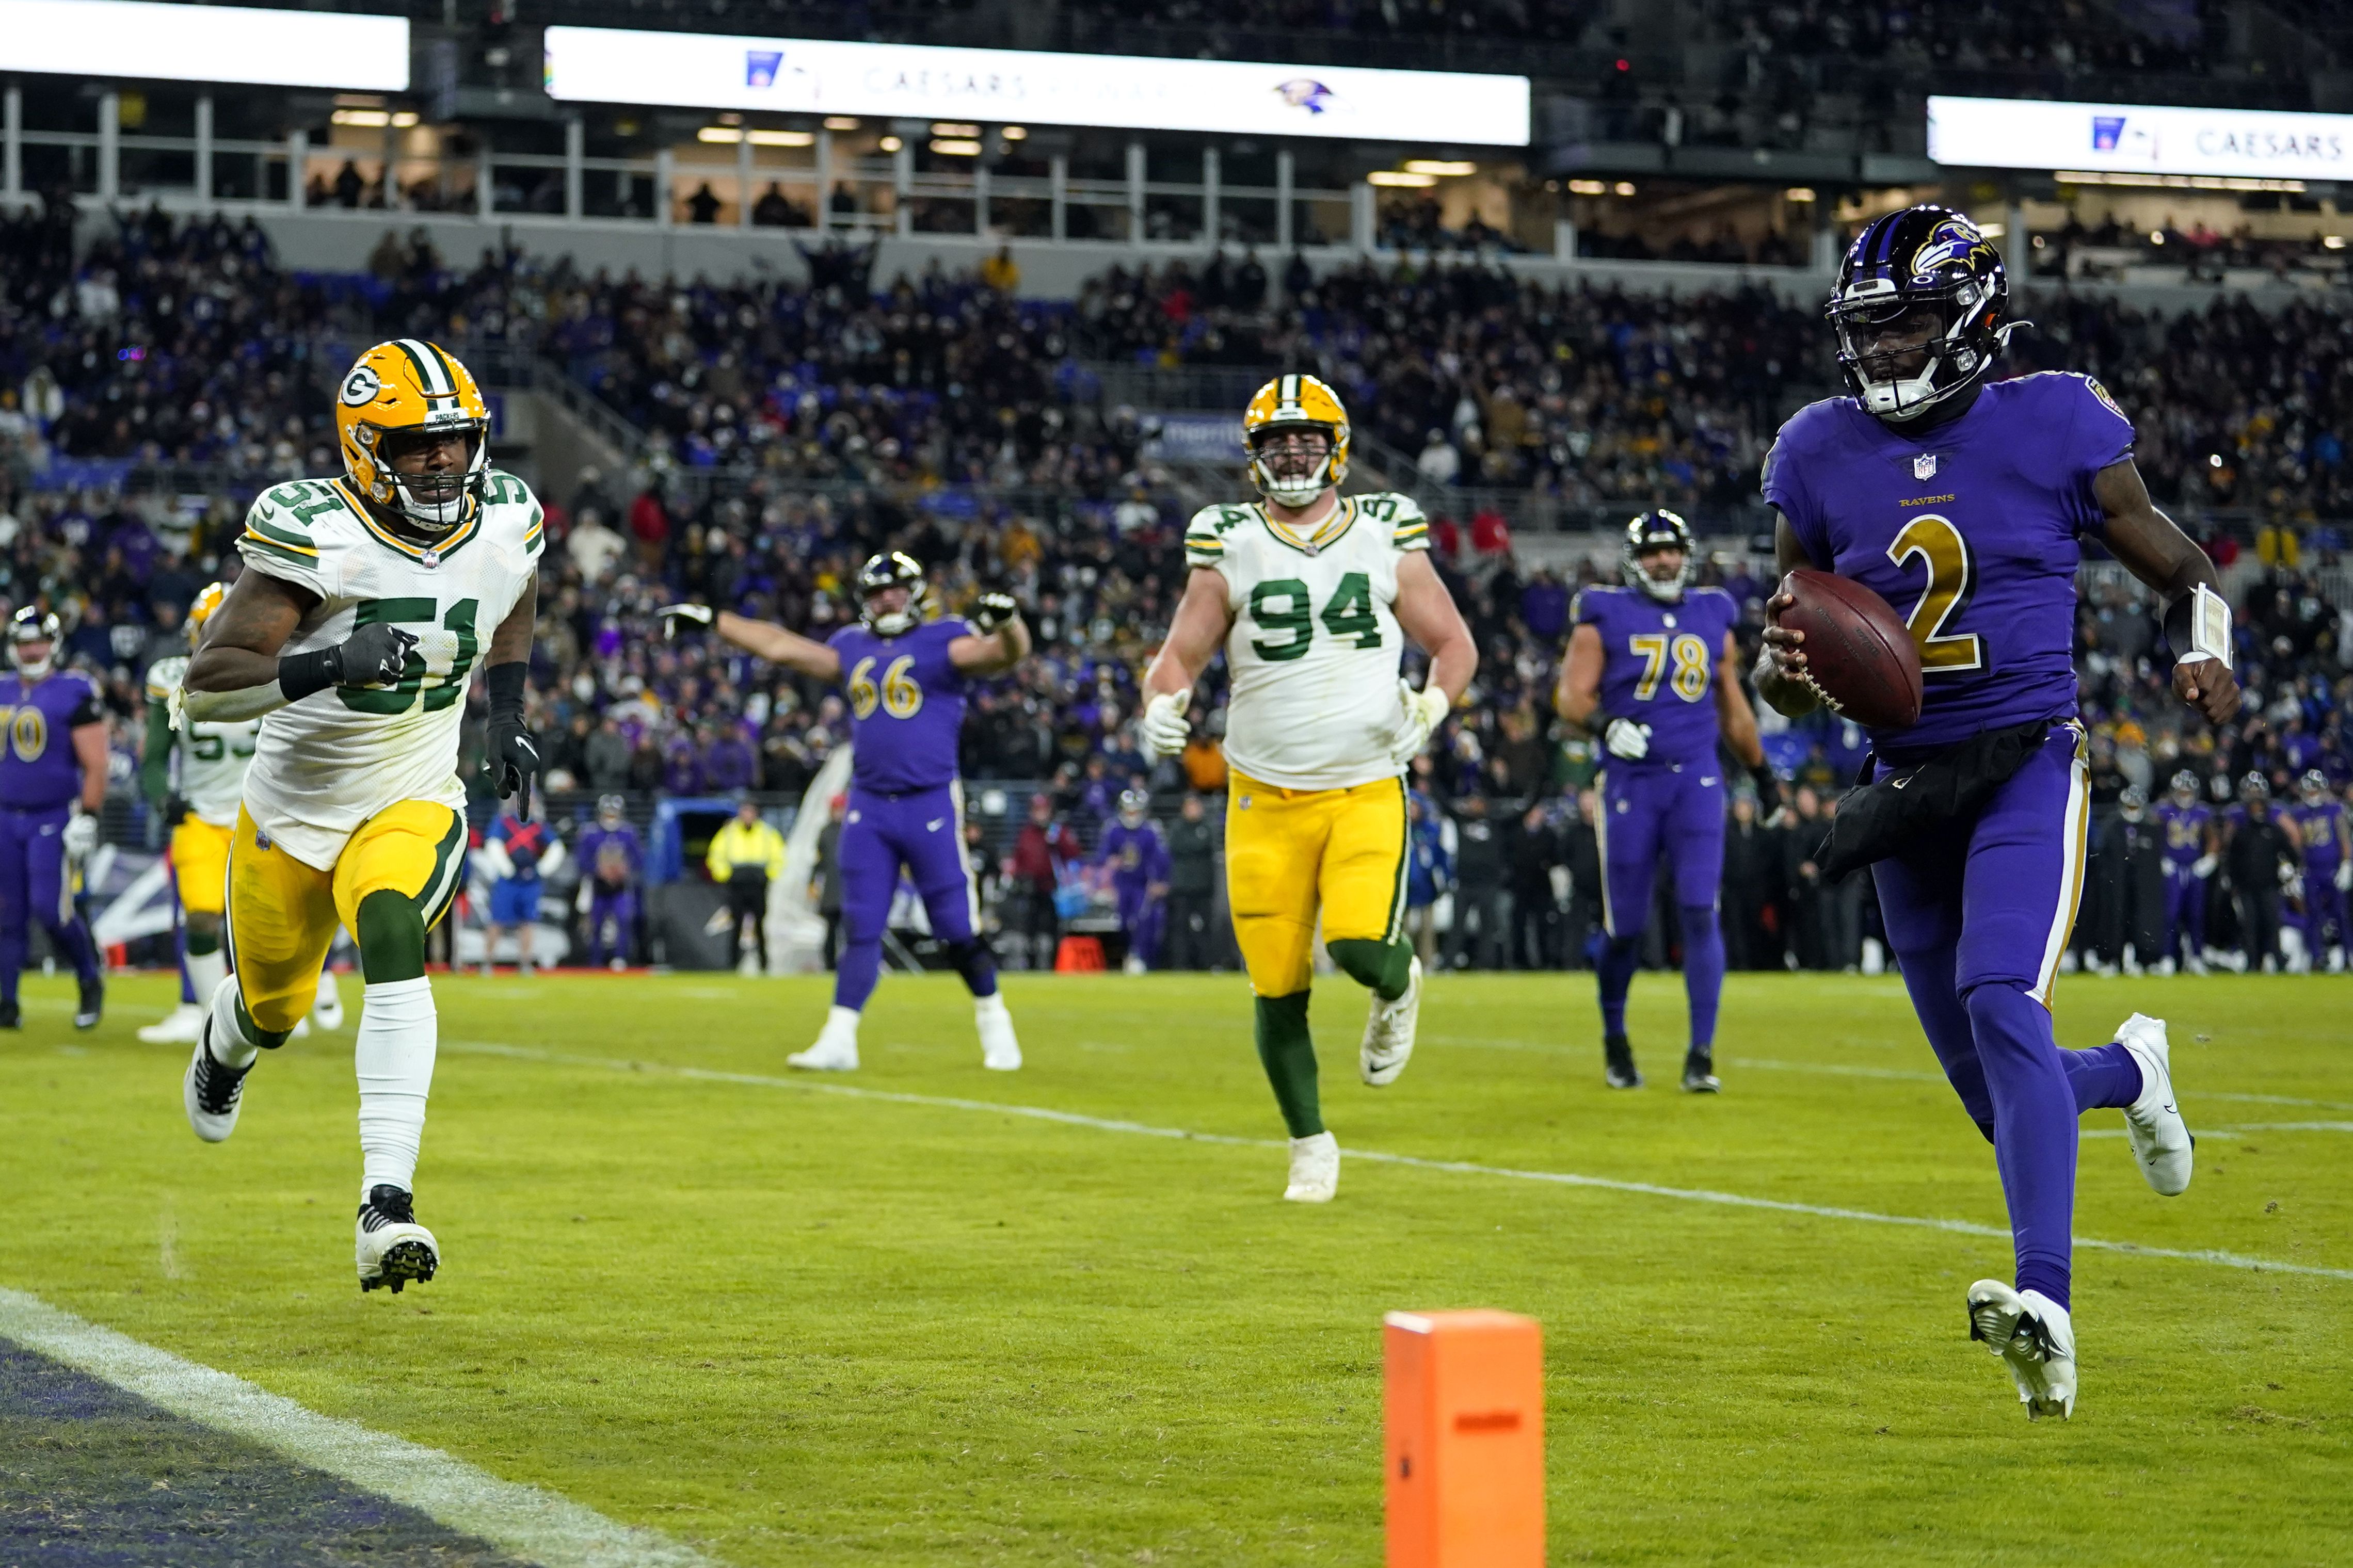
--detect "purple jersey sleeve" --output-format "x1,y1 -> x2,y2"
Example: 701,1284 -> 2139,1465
2058,374 -> 2136,539
1761,399 -> 1838,565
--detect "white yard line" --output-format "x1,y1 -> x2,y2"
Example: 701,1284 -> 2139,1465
445,1040 -> 2353,1284
0,1287 -> 718,1568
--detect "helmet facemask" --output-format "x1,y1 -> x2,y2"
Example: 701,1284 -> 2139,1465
1248,423 -> 1338,509
372,421 -> 488,535
1619,510 -> 1698,603
8,618 -> 56,680
856,552 -> 928,637
1830,285 -> 2001,421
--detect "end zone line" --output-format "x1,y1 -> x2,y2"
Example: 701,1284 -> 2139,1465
0,1286 -> 718,1568
446,1040 -> 2353,1284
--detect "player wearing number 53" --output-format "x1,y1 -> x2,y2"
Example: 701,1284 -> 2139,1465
658,553 -> 1032,1073
1554,509 -> 1779,1096
1141,374 -> 1476,1204
178,338 -> 545,1295
1755,206 -> 2240,1420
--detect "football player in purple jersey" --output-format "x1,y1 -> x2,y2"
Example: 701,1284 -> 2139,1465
2285,769 -> 2350,973
663,554 -> 1031,1070
2152,770 -> 2218,975
1554,509 -> 1779,1093
0,608 -> 109,1029
1756,205 -> 2239,1419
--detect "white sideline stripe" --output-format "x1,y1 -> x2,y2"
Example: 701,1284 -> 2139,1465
2083,1121 -> 2353,1140
0,1287 -> 717,1568
444,1040 -> 2353,1284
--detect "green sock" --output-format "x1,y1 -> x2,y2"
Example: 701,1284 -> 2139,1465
1254,991 -> 1322,1138
1327,936 -> 1414,1001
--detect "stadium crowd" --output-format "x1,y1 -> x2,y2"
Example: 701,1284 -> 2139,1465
2,201 -> 2349,978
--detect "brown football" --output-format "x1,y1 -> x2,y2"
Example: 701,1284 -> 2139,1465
1773,569 -> 1925,729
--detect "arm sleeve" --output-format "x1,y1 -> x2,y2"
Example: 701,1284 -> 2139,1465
66,677 -> 104,729
705,827 -> 731,881
236,490 -> 339,600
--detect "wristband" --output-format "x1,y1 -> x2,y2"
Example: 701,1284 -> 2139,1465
2163,584 -> 2233,671
486,660 -> 528,719
277,646 -> 340,702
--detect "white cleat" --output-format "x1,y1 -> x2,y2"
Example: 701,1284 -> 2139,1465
138,1003 -> 207,1045
788,1006 -> 861,1071
311,979 -> 345,1031
182,1020 -> 252,1143
2113,1012 -> 2193,1196
291,1016 -> 312,1039
1284,1131 -> 1339,1203
356,1186 -> 439,1294
1967,1280 -> 2077,1420
977,994 -> 1022,1071
1359,955 -> 1422,1087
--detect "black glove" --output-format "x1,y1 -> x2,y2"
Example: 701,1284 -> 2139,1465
971,591 -> 1020,634
279,622 -> 418,701
656,602 -> 714,640
1750,760 -> 1785,820
485,662 -> 539,801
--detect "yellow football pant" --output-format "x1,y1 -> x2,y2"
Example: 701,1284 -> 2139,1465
1224,769 -> 1409,997
169,818 -> 232,916
225,800 -> 464,1032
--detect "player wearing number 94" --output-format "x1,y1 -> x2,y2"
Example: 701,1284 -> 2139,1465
1141,374 -> 1476,1205
178,338 -> 545,1296
658,553 -> 1033,1073
1755,205 -> 2241,1420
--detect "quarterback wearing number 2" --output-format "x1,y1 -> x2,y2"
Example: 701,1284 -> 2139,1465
180,339 -> 545,1296
1756,207 -> 2239,1420
1143,374 -> 1475,1204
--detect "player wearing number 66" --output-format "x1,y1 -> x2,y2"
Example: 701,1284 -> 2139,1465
1755,205 -> 2242,1420
178,338 -> 544,1295
1141,374 -> 1475,1204
656,553 -> 1032,1074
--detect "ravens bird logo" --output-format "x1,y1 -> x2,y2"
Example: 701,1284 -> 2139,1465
1909,217 -> 1995,282
1274,78 -> 1338,115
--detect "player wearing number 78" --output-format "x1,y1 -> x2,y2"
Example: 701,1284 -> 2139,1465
1755,205 -> 2241,1419
1141,374 -> 1476,1203
177,339 -> 545,1295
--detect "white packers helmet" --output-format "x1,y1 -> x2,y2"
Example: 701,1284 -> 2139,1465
1242,374 -> 1350,508
335,339 -> 491,534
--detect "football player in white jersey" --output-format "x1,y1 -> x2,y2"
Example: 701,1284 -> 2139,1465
137,583 -> 343,1045
178,338 -> 543,1294
1141,374 -> 1475,1202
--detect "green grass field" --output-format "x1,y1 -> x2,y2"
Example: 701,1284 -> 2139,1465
3,968 -> 2348,1565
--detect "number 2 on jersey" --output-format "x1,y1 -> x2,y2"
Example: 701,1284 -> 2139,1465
1886,514 -> 1984,673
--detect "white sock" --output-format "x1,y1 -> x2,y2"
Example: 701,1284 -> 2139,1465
356,977 -> 437,1198
314,966 -> 341,1010
974,992 -> 1009,1021
824,1004 -> 861,1037
186,946 -> 227,1017
206,974 -> 261,1069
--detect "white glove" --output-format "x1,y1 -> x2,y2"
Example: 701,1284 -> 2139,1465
2279,861 -> 2299,888
2336,860 -> 2350,893
2191,854 -> 2217,880
62,812 -> 98,858
656,603 -> 714,639
1603,717 -> 1652,761
1141,689 -> 1191,756
1389,681 -> 1451,767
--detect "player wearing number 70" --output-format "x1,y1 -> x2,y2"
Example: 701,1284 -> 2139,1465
1141,374 -> 1476,1204
1754,206 -> 2240,1421
657,552 -> 1033,1074
1553,509 -> 1780,1097
178,338 -> 544,1296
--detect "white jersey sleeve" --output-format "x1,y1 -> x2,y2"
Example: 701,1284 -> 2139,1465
239,472 -> 542,870
237,481 -> 350,600
1212,494 -> 1414,792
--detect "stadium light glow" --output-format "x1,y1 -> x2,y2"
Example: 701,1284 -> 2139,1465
823,116 -> 860,130
542,26 -> 1531,144
1784,186 -> 1817,202
698,126 -> 815,146
878,136 -> 903,153
932,122 -> 982,138
0,0 -> 409,89
333,109 -> 392,128
2054,169 -> 2306,192
930,139 -> 983,156
1933,95 -> 2350,181
1368,170 -> 1438,187
1566,179 -> 1607,196
1403,160 -> 1477,176
1002,126 -> 1029,141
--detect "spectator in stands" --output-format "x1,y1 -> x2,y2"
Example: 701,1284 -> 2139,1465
707,794 -> 786,974
1448,795 -> 1506,969
685,183 -> 724,224
811,793 -> 847,970
1507,801 -> 1564,968
1005,792 -> 1077,970
980,246 -> 1020,294
1163,792 -> 1218,971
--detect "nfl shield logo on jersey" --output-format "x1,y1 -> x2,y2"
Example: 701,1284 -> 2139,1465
1914,453 -> 1938,480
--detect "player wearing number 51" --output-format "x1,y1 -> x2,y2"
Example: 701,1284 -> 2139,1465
1554,509 -> 1780,1096
1141,374 -> 1475,1204
178,338 -> 544,1296
658,554 -> 1032,1073
1754,206 -> 2240,1421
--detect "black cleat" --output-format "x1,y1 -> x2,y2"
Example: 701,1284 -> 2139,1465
356,1185 -> 440,1294
1681,1048 -> 1721,1094
74,974 -> 104,1030
0,999 -> 18,1029
1603,1032 -> 1643,1089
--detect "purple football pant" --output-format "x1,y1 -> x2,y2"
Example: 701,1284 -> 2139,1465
2295,873 -> 2346,954
836,784 -> 995,1011
0,804 -> 101,1004
586,887 -> 637,965
1594,762 -> 1726,1050
1872,724 -> 2142,1312
2161,871 -> 2206,963
1115,882 -> 1164,968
